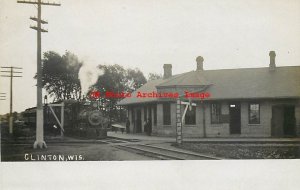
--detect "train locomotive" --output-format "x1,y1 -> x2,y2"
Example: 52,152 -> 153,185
23,99 -> 110,139
75,101 -> 109,138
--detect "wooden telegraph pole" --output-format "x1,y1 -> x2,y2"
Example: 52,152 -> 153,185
1,67 -> 23,134
17,0 -> 60,149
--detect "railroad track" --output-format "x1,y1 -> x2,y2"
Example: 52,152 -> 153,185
115,143 -> 221,160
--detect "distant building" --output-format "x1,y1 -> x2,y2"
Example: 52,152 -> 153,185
118,51 -> 300,137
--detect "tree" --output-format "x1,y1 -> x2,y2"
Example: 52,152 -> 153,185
125,68 -> 147,92
12,112 -> 18,121
93,65 -> 147,96
92,64 -> 147,121
148,72 -> 163,81
41,51 -> 82,101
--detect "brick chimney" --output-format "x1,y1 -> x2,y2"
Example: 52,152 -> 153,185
269,51 -> 276,71
163,64 -> 172,79
196,56 -> 204,70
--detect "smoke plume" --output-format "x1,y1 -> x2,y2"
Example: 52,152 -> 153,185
78,64 -> 104,96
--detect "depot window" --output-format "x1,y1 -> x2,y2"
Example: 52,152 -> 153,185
144,106 -> 147,121
153,105 -> 157,125
185,107 -> 196,125
211,103 -> 221,124
249,103 -> 260,124
163,103 -> 171,125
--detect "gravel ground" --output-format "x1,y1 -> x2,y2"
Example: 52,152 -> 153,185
177,143 -> 300,159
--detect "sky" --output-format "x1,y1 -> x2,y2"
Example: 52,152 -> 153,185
0,0 -> 299,114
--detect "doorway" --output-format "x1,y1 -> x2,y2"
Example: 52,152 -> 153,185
131,108 -> 135,133
148,107 -> 152,135
136,109 -> 142,133
272,105 -> 296,137
229,103 -> 241,134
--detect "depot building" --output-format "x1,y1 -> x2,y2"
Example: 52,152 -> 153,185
118,51 -> 300,138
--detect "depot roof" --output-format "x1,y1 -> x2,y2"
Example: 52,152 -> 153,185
118,66 -> 300,105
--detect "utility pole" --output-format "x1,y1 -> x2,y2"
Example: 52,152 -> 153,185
1,67 -> 23,135
18,0 -> 60,149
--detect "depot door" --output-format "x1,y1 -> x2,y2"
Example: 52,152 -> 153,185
229,103 -> 241,134
283,106 -> 296,136
272,105 -> 296,137
136,109 -> 142,133
271,106 -> 284,137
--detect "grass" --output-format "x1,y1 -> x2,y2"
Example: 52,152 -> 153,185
177,142 -> 300,159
